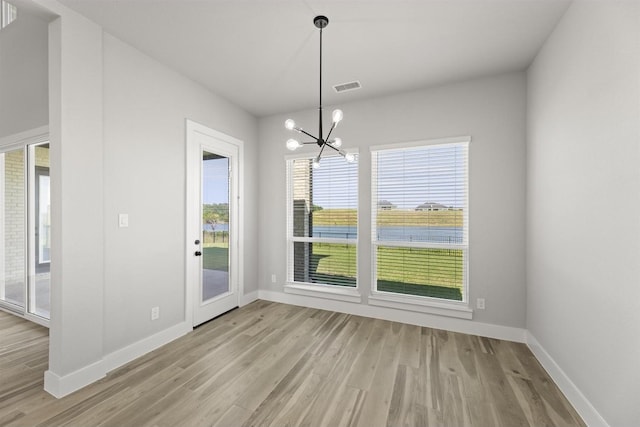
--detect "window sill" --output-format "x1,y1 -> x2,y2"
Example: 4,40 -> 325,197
284,282 -> 362,303
368,293 -> 473,320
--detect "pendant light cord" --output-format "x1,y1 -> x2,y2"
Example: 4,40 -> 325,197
318,25 -> 323,144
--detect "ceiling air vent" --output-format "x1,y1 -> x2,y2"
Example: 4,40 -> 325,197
333,81 -> 361,93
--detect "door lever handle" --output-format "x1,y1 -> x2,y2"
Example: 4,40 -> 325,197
195,251 -> 202,256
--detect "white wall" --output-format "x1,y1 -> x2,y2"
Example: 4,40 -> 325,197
29,0 -> 258,396
44,2 -> 105,394
258,72 -> 527,330
102,33 -> 258,354
527,2 -> 640,426
0,5 -> 48,138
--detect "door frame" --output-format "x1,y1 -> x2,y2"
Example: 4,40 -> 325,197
185,119 -> 244,327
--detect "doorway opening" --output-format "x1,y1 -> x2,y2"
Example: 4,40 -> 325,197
0,139 -> 50,323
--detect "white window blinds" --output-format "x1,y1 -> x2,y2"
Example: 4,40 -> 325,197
287,154 -> 358,287
371,139 -> 468,302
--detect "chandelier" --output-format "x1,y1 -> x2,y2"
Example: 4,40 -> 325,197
285,15 -> 354,168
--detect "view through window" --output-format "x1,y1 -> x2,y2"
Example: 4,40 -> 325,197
371,139 -> 469,302
287,154 -> 358,287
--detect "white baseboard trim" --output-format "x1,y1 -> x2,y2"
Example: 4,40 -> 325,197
526,332 -> 609,427
44,359 -> 106,398
240,290 -> 259,306
103,321 -> 191,373
258,290 -> 526,343
44,321 -> 192,398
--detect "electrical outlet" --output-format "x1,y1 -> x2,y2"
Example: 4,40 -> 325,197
271,274 -> 276,283
476,298 -> 485,310
151,306 -> 160,320
118,213 -> 129,228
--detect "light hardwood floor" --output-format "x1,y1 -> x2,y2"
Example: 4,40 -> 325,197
0,301 -> 585,427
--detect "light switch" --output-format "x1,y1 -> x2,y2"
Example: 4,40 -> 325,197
118,213 -> 129,228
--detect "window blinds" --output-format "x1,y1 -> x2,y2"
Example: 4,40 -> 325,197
371,141 -> 468,301
287,154 -> 358,287
289,155 -> 358,240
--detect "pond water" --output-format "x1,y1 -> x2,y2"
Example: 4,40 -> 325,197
311,225 -> 463,244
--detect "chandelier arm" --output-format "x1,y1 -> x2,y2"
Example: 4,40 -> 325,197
296,128 -> 319,141
325,143 -> 341,153
302,141 -> 318,145
325,122 -> 336,141
317,142 -> 328,158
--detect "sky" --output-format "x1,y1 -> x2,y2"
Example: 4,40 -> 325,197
202,156 -> 229,205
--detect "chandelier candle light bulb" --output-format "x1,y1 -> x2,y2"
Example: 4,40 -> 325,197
283,16 -> 351,168
284,119 -> 296,131
332,109 -> 343,124
286,139 -> 300,151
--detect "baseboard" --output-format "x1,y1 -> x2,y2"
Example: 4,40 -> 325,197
526,332 -> 609,427
43,321 -> 195,398
258,290 -> 526,343
240,290 -> 259,306
102,321 -> 192,373
44,359 -> 106,398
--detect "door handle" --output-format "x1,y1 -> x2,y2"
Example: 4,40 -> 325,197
195,251 -> 202,256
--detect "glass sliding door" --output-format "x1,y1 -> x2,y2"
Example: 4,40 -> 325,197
29,143 -> 50,318
0,141 -> 50,321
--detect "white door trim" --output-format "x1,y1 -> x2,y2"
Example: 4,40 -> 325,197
185,120 -> 244,327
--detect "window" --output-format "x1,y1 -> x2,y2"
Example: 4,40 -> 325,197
371,137 -> 469,307
1,1 -> 17,29
286,154 -> 358,290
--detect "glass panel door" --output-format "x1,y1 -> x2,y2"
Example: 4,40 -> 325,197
29,143 -> 50,318
201,151 -> 230,302
188,121 -> 240,327
0,142 -> 51,321
0,148 -> 26,310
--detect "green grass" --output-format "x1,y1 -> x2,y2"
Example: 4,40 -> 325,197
308,243 -> 463,300
203,247 -> 228,271
204,238 -> 464,301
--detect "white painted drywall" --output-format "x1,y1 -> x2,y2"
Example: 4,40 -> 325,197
0,6 -> 48,138
102,33 -> 258,354
258,72 -> 527,329
45,4 -> 105,383
527,2 -> 640,425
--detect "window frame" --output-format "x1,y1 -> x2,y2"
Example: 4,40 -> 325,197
1,1 -> 17,29
370,136 -> 472,319
285,150 -> 361,302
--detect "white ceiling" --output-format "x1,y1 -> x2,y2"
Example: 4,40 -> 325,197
56,0 -> 571,117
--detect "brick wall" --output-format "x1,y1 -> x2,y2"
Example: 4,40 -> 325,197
3,149 -> 25,287
2,144 -> 49,289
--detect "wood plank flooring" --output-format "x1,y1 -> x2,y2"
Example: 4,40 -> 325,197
0,301 -> 585,427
